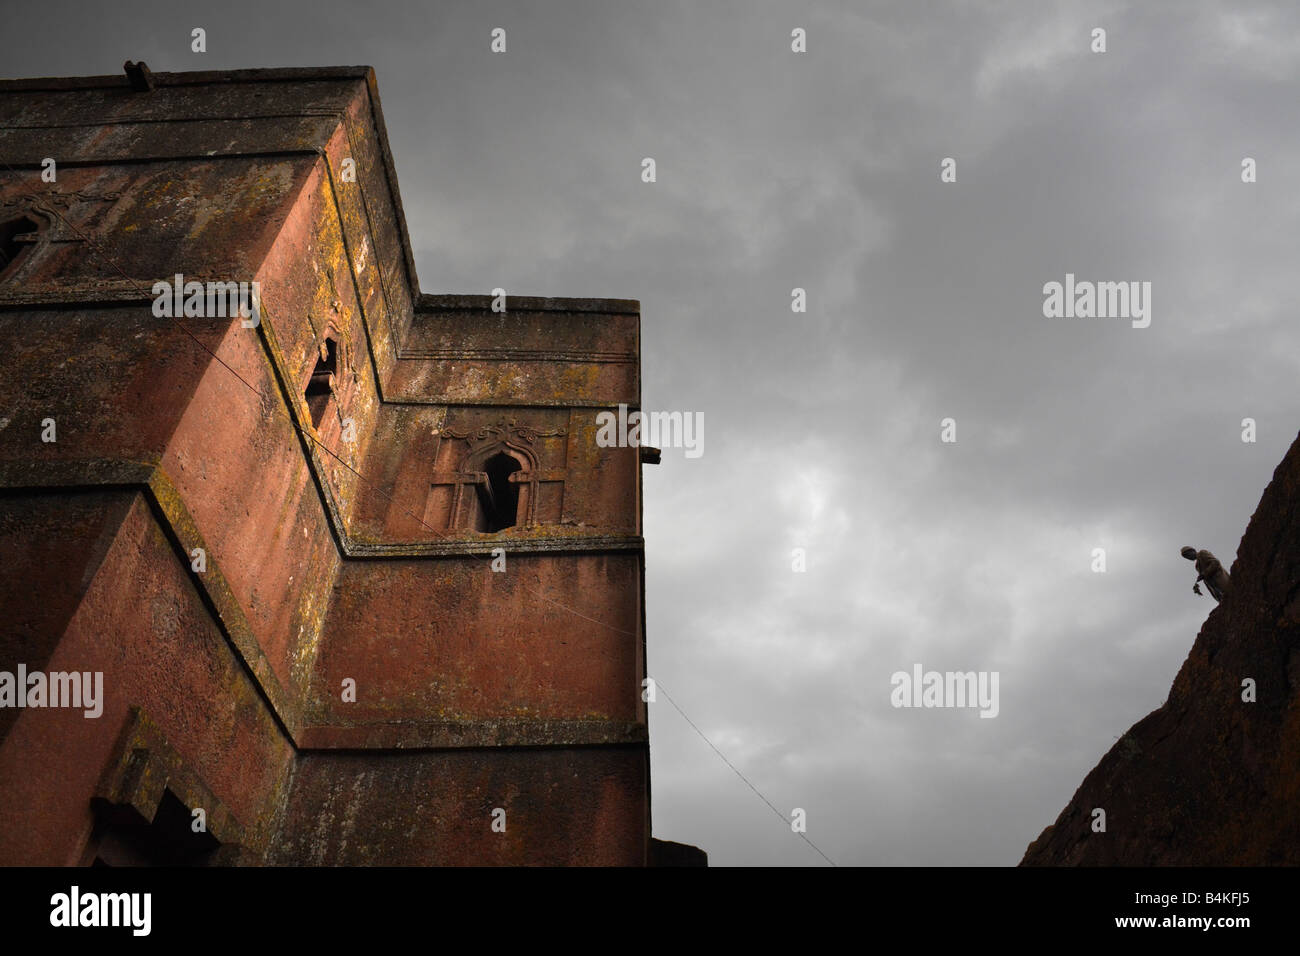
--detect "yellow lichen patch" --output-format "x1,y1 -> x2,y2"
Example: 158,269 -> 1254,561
555,362 -> 602,401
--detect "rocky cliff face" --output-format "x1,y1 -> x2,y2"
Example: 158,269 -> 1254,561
1021,430 -> 1300,865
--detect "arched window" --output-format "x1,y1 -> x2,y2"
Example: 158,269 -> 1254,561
427,419 -> 567,533
0,215 -> 40,282
479,452 -> 522,532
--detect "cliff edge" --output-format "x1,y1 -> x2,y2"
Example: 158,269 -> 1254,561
1021,429 -> 1300,865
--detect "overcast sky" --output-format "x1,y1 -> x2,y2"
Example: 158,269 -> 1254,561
6,0 -> 1300,865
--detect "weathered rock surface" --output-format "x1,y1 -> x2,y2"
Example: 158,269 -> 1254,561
1021,430 -> 1300,865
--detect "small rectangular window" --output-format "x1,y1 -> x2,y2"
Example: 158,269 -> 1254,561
0,216 -> 40,282
305,338 -> 338,427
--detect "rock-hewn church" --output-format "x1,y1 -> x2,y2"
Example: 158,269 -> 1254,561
0,64 -> 702,865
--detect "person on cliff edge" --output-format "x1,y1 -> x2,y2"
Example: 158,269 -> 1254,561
1182,546 -> 1230,603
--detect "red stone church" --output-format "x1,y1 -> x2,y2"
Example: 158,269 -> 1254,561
0,64 -> 703,865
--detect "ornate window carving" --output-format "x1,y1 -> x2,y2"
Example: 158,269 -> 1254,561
0,189 -> 121,286
430,419 -> 567,533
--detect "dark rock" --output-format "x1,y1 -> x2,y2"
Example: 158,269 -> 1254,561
1021,429 -> 1300,865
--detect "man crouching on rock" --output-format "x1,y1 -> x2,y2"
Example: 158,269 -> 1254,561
1182,546 -> 1230,603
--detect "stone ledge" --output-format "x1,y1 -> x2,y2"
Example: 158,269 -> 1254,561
416,293 -> 640,315
297,717 -> 648,750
